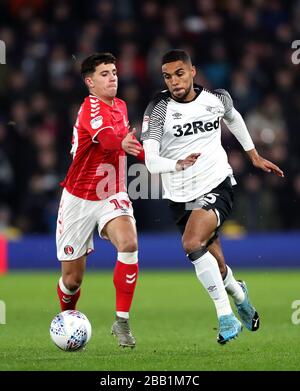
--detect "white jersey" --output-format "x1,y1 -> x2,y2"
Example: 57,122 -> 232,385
141,86 -> 254,202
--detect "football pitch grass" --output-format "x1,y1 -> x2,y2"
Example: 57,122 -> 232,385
0,270 -> 300,371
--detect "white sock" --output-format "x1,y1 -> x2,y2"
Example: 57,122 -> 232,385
192,251 -> 232,317
117,251 -> 138,264
223,266 -> 245,304
59,277 -> 79,295
117,311 -> 129,319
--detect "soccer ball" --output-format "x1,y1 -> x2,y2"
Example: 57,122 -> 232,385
50,310 -> 92,351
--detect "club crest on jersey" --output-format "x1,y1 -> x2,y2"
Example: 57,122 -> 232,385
64,245 -> 74,255
172,112 -> 182,119
90,115 -> 103,129
205,106 -> 224,114
142,115 -> 150,133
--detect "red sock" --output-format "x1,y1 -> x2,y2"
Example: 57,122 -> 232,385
57,281 -> 81,311
113,260 -> 138,312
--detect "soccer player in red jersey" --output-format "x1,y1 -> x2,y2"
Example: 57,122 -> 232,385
56,53 -> 144,348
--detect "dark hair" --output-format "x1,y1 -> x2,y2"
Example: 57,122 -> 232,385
161,49 -> 192,66
81,52 -> 116,78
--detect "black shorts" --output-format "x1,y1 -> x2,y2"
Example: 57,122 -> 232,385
168,176 -> 234,244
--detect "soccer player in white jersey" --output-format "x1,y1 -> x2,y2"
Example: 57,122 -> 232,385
141,50 -> 284,344
56,53 -> 144,348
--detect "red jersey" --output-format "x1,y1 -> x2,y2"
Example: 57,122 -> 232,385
61,94 -> 129,200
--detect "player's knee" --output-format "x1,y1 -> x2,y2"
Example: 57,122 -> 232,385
116,236 -> 138,253
182,236 -> 207,255
63,275 -> 82,292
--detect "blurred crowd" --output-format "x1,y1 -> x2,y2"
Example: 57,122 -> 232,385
0,0 -> 300,235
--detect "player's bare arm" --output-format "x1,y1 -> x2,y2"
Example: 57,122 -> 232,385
247,148 -> 284,178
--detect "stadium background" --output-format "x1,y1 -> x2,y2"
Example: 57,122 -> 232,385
0,0 -> 300,372
0,0 -> 300,268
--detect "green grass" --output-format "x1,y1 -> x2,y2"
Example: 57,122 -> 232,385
0,270 -> 300,371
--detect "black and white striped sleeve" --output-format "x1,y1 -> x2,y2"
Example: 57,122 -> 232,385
213,89 -> 234,121
214,89 -> 255,151
141,94 -> 177,174
140,96 -> 168,143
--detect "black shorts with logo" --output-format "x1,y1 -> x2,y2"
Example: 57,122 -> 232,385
168,176 -> 234,244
